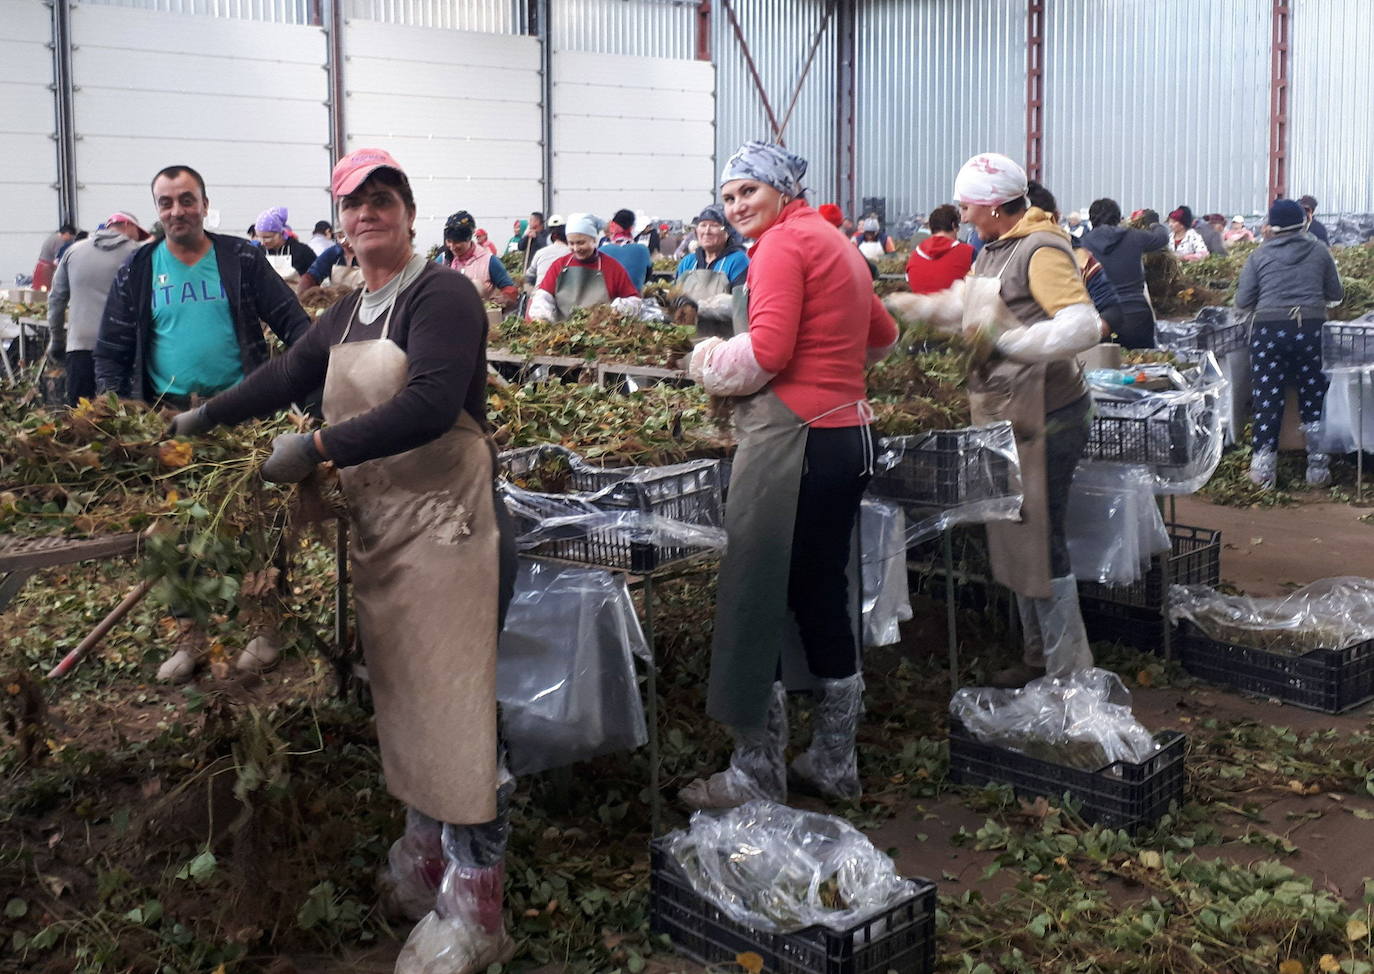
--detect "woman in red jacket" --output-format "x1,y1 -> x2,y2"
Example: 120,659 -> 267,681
906,203 -> 975,294
680,141 -> 898,808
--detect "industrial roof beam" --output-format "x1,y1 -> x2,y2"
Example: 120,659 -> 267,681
696,0 -> 711,61
835,0 -> 855,215
1269,0 -> 1290,201
1024,0 -> 1044,181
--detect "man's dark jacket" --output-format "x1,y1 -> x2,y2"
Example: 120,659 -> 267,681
95,232 -> 310,401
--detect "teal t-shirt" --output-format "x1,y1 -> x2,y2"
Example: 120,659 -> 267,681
147,243 -> 244,397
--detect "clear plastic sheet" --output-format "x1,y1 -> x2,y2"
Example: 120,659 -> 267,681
1327,213 -> 1374,248
496,558 -> 649,775
950,667 -> 1160,771
663,799 -> 919,934
1168,577 -> 1374,655
1318,365 -> 1374,453
1085,353 -> 1227,494
869,421 -> 1024,547
1066,462 -> 1170,586
860,499 -> 913,647
510,506 -> 728,556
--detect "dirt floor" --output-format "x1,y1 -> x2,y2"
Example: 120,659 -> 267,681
283,494 -> 1374,973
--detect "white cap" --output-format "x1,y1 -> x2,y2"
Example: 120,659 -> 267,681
566,213 -> 599,238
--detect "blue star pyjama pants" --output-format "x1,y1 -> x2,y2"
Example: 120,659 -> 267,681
1249,317 -> 1328,451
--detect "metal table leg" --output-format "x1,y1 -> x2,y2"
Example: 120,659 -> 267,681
1358,370 -> 1365,503
943,530 -> 957,694
643,573 -> 661,838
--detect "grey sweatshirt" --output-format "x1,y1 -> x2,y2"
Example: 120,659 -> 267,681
1234,232 -> 1343,322
48,228 -> 145,352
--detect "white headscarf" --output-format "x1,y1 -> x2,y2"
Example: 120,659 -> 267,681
953,153 -> 1029,208
565,213 -> 599,238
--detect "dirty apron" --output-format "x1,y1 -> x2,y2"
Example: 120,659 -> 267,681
332,265 -> 364,290
677,267 -> 734,340
551,259 -> 610,322
266,252 -> 300,286
705,291 -> 867,730
965,250 -> 1053,600
325,291 -> 501,824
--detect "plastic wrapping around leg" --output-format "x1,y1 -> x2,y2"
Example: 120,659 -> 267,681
680,682 -> 788,809
378,809 -> 445,922
1248,447 -> 1277,489
1041,576 -> 1094,678
990,597 -> 1048,687
1302,423 -> 1333,487
789,674 -> 864,802
395,863 -> 516,974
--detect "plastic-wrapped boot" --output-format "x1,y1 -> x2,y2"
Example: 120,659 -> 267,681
1302,423 -> 1332,487
156,621 -> 208,683
236,626 -> 282,675
1248,447 -> 1277,489
680,682 -> 788,809
377,809 -> 445,923
789,674 -> 865,801
395,862 -> 515,974
1039,575 -> 1094,678
990,593 -> 1047,687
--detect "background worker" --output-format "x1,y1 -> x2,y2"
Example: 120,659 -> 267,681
905,203 -> 974,295
297,233 -> 362,293
1079,198 -> 1169,348
523,217 -> 569,290
33,223 -> 77,290
528,213 -> 639,322
600,208 -> 654,291
166,148 -> 518,972
681,141 -> 897,808
46,211 -> 151,404
255,207 -> 317,280
442,210 -> 518,311
672,203 -> 749,337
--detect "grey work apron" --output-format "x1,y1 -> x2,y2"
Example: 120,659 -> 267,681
326,290 -> 502,824
677,267 -> 734,340
551,260 -> 610,322
964,256 -> 1053,600
705,290 -> 865,730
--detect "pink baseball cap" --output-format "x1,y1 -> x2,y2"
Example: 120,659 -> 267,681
331,148 -> 407,198
104,211 -> 150,240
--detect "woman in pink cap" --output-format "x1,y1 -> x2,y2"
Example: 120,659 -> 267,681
165,147 -> 517,972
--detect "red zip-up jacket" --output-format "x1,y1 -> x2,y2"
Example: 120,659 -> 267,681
905,234 -> 974,295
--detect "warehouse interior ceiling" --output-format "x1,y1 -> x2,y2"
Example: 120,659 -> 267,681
4,0 -> 1372,280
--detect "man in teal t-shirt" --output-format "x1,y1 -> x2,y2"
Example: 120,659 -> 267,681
147,242 -> 245,397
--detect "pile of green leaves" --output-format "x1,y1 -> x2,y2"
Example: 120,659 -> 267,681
493,307 -> 693,366
867,345 -> 974,434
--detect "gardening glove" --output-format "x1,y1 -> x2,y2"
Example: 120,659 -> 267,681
260,433 -> 324,484
164,404 -> 214,438
46,328 -> 66,364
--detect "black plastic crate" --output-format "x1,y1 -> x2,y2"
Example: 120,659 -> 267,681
1079,597 -> 1168,652
947,718 -> 1187,832
1322,321 -> 1374,371
649,839 -> 936,974
871,426 -> 1016,508
1086,396 -> 1201,467
1178,621 -> 1374,713
521,529 -> 706,575
1078,525 -> 1221,609
1164,307 -> 1249,360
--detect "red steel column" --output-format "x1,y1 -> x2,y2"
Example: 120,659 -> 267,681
696,0 -> 711,61
1269,0 -> 1291,201
1025,0 -> 1044,179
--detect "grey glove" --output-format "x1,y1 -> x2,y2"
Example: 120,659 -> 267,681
164,404 -> 214,438
260,433 -> 325,484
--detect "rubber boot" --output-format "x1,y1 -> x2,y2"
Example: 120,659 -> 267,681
1039,575 -> 1094,678
1248,447 -> 1277,489
376,809 -> 445,923
789,673 -> 864,801
990,593 -> 1047,688
156,621 -> 208,683
1302,423 -> 1332,487
679,682 -> 788,809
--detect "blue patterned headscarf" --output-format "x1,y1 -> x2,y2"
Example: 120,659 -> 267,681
720,141 -> 808,198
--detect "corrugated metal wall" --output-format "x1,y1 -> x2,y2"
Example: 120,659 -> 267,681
713,0 -> 836,208
1043,0 -> 1270,221
1289,0 -> 1374,214
346,0 -> 527,33
83,0 -> 314,24
856,0 -> 1025,223
553,0 -> 697,57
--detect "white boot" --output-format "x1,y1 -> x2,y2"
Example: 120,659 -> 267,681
680,682 -> 788,809
1248,447 -> 1277,489
789,674 -> 864,801
235,627 -> 282,674
991,594 -> 1048,687
1040,576 -> 1094,678
156,621 -> 207,683
1302,423 -> 1332,487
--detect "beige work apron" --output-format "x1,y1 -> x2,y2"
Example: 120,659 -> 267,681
964,263 -> 1053,600
325,291 -> 500,824
677,267 -> 735,340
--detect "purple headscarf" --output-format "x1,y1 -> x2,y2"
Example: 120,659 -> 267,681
255,206 -> 289,235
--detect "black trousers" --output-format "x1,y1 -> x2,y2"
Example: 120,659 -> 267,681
787,424 -> 872,680
64,351 -> 95,406
1044,394 -> 1093,578
1115,306 -> 1156,349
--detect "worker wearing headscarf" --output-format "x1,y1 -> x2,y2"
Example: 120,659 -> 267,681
672,203 -> 750,338
527,213 -> 640,321
679,141 -> 897,808
255,206 -> 316,279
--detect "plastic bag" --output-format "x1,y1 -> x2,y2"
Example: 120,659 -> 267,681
497,558 -> 649,775
950,667 -> 1159,771
663,800 -> 919,934
1066,462 -> 1169,586
869,422 -> 1024,547
1318,368 -> 1374,453
1168,577 -> 1374,655
1085,352 -> 1226,494
860,499 -> 913,647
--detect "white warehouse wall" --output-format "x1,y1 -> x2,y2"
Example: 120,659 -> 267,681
0,0 -> 61,283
